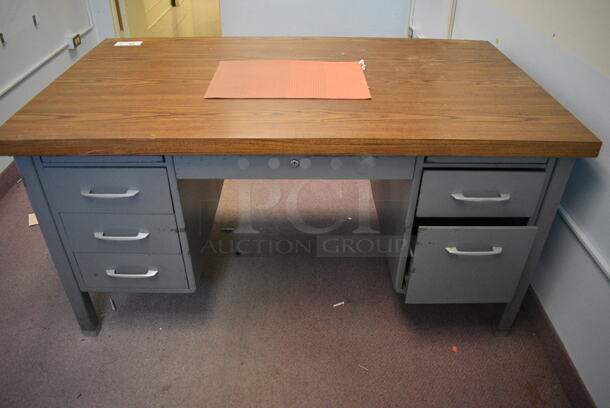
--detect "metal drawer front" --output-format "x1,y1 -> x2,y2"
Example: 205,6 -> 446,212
174,155 -> 416,180
61,214 -> 181,254
44,168 -> 173,214
75,253 -> 188,291
41,156 -> 164,164
425,157 -> 548,165
405,226 -> 537,304
417,170 -> 546,218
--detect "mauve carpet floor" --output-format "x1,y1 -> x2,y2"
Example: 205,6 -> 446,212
0,180 -> 570,407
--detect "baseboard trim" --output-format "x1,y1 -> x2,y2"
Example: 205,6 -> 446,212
523,288 -> 597,408
0,160 -> 19,200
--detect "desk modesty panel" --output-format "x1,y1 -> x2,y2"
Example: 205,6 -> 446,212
0,38 -> 601,337
0,37 -> 601,158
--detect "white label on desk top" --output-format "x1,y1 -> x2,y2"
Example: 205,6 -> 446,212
114,41 -> 143,47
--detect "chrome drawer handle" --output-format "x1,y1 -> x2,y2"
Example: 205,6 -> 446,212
451,193 -> 510,202
445,246 -> 503,256
94,231 -> 149,241
105,268 -> 158,279
81,188 -> 139,199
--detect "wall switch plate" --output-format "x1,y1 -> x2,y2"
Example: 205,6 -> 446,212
66,34 -> 81,49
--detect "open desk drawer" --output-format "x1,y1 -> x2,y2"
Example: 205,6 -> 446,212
405,226 -> 537,304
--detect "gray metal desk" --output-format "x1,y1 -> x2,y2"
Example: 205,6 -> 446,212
0,37 -> 601,336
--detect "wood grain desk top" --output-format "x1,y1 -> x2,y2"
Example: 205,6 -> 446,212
0,37 -> 601,157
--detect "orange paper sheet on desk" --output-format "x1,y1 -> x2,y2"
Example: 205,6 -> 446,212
204,60 -> 371,99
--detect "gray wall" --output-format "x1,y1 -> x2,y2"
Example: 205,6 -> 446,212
220,0 -> 411,37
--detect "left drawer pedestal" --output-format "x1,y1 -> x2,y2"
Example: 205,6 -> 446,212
37,160 -> 194,293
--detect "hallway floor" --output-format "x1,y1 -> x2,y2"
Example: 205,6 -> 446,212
0,180 -> 571,407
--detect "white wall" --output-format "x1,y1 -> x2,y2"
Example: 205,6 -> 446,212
0,0 -> 90,85
446,1 -> 610,406
89,0 -> 119,40
486,0 -> 610,77
0,0 -> 111,173
220,0 -> 411,37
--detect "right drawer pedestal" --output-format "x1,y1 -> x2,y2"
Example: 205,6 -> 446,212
405,166 -> 548,304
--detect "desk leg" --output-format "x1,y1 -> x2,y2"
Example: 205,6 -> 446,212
495,158 -> 575,335
15,157 -> 100,336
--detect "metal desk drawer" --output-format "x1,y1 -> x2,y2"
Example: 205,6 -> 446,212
61,214 -> 181,254
417,170 -> 546,218
43,168 -> 173,214
174,155 -> 416,180
405,226 -> 537,304
41,156 -> 164,164
75,253 -> 188,291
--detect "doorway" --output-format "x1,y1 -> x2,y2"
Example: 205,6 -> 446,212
112,0 -> 221,37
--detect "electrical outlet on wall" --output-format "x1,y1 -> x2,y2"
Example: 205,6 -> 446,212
66,34 -> 81,49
